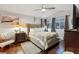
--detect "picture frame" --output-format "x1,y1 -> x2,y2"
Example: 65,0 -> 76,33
1,16 -> 18,23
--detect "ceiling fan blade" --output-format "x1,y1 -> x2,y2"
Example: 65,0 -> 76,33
33,9 -> 41,11
45,7 -> 56,9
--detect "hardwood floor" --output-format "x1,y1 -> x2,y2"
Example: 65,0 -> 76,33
0,40 -> 64,54
0,43 -> 24,54
6,44 -> 23,54
40,40 -> 64,54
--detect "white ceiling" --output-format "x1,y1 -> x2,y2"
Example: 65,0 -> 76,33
0,4 -> 78,18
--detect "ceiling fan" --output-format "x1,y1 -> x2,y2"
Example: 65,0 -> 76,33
34,4 -> 56,12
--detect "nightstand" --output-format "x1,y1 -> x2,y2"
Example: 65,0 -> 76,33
15,32 -> 27,43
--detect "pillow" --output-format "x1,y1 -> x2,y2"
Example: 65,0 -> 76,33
0,33 -> 7,39
0,32 -> 14,42
0,33 -> 8,42
30,28 -> 44,33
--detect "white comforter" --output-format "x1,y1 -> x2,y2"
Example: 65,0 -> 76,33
29,32 -> 57,50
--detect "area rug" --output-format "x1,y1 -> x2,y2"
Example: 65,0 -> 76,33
21,41 -> 42,54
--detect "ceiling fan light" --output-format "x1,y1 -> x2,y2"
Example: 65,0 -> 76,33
42,9 -> 46,12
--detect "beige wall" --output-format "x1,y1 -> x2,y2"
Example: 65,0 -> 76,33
0,10 -> 41,33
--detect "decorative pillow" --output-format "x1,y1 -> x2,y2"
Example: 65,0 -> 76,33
0,32 -> 14,42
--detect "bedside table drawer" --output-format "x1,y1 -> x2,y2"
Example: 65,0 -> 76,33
15,32 -> 27,43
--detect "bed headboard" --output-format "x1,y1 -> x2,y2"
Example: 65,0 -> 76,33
26,24 -> 41,28
26,24 -> 41,35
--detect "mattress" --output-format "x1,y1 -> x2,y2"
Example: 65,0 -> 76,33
29,32 -> 58,50
0,39 -> 15,48
29,35 -> 45,50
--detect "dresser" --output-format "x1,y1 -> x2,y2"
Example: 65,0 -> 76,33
64,30 -> 79,53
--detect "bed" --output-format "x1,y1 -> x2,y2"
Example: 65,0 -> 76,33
0,32 -> 15,48
25,24 -> 59,50
29,32 -> 59,50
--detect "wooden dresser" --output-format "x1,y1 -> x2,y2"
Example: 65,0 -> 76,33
64,30 -> 79,53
